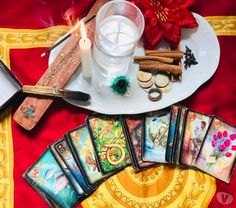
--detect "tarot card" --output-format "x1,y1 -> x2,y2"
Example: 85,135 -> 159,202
52,138 -> 94,194
195,117 -> 236,183
142,108 -> 171,163
123,115 -> 155,171
172,106 -> 188,165
23,149 -> 79,208
66,125 -> 109,186
87,114 -> 131,174
49,140 -> 85,197
24,175 -> 60,208
179,111 -> 212,166
166,105 -> 180,163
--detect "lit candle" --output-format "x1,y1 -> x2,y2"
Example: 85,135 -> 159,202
79,20 -> 92,78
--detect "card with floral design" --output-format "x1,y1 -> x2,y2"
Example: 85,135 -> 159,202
195,117 -> 236,183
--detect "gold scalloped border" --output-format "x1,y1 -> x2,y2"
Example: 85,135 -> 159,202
0,16 -> 235,208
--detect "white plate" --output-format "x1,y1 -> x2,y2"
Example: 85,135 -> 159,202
49,13 -> 220,114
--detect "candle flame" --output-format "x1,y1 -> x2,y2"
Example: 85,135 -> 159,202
80,20 -> 87,39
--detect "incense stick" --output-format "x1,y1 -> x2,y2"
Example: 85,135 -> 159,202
41,14 -> 96,57
22,85 -> 90,101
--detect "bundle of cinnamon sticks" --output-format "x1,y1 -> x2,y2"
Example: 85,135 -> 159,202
134,49 -> 183,80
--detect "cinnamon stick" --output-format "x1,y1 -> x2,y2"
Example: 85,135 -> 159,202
145,50 -> 183,59
139,61 -> 182,74
134,55 -> 174,64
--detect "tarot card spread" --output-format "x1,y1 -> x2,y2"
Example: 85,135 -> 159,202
53,138 -> 93,194
180,111 -> 212,166
195,117 -> 236,183
124,116 -> 154,170
24,150 -> 79,208
87,115 -> 131,174
49,141 -> 85,196
67,125 -> 108,185
166,105 -> 180,163
143,109 -> 171,163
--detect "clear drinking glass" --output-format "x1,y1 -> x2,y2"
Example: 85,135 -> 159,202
94,0 -> 144,79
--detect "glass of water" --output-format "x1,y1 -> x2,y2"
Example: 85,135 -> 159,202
94,0 -> 144,79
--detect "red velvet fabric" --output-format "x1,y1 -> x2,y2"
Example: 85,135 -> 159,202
0,0 -> 235,207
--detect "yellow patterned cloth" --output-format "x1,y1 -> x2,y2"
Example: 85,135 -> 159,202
0,16 -> 235,208
82,167 -> 215,208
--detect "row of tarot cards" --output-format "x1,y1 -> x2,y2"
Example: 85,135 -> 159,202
24,105 -> 236,208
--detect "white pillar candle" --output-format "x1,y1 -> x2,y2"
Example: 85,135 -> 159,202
79,20 -> 92,79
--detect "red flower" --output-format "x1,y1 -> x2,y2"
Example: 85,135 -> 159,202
213,134 -> 217,141
131,0 -> 198,48
224,139 -> 231,147
211,140 -> 216,147
232,145 -> 236,151
230,134 -> 236,140
225,152 -> 232,157
219,144 -> 226,151
223,130 -> 228,137
217,131 -> 222,139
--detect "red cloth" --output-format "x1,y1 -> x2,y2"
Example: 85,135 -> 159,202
0,0 -> 234,207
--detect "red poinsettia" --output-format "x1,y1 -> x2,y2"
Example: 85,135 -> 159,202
131,0 -> 198,49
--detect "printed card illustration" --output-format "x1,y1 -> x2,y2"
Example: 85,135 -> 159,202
24,175 -> 61,208
67,125 -> 108,185
125,116 -> 154,170
166,106 -> 179,162
143,110 -> 171,163
180,111 -> 212,166
49,141 -> 85,196
24,149 -> 79,208
87,115 -> 130,174
53,139 -> 92,194
195,117 -> 236,183
173,107 -> 188,164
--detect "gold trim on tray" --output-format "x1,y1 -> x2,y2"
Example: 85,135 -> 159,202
0,15 -> 235,208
